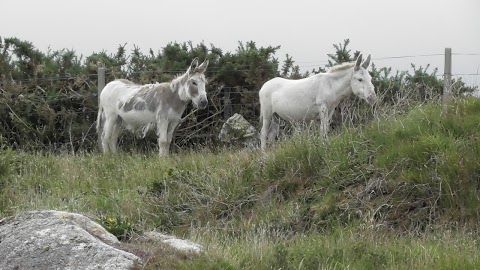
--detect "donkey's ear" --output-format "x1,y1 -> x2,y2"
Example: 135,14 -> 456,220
195,59 -> 209,73
190,57 -> 199,68
187,57 -> 199,75
354,54 -> 363,71
361,54 -> 371,69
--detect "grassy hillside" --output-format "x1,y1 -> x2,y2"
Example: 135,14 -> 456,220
1,98 -> 480,269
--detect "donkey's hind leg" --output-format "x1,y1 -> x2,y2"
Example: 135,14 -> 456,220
260,112 -> 272,151
101,114 -> 116,153
261,111 -> 280,151
267,116 -> 280,143
108,119 -> 122,153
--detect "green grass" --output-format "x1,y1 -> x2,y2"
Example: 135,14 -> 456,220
2,97 -> 480,269
182,227 -> 480,270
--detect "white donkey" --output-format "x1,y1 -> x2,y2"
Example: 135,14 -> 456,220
259,54 -> 376,150
97,58 -> 209,156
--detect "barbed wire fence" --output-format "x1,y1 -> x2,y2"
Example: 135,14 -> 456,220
1,50 -> 479,153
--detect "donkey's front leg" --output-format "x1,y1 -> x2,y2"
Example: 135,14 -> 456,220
166,120 -> 180,153
157,120 -> 170,157
319,104 -> 330,139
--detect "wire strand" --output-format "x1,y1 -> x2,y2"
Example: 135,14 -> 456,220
295,53 -> 448,64
373,54 -> 445,60
453,53 -> 480,56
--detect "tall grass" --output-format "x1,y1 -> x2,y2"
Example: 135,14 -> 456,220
1,97 -> 480,269
185,227 -> 480,270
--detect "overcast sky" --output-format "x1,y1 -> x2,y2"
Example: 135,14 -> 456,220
2,0 -> 479,86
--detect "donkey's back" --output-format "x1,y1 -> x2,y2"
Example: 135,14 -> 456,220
259,76 -> 320,122
99,80 -> 140,110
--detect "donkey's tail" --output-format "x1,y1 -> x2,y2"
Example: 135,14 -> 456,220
96,105 -> 104,133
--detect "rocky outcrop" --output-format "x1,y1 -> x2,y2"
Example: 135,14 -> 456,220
0,210 -> 207,269
0,210 -> 139,270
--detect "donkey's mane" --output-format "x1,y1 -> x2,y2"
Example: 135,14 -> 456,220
117,79 -> 138,85
171,73 -> 188,93
327,62 -> 355,73
173,73 -> 186,80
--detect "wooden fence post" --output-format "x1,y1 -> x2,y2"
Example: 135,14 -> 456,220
443,48 -> 452,107
97,67 -> 106,151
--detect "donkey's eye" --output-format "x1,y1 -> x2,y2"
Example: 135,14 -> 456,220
358,78 -> 363,82
192,81 -> 198,86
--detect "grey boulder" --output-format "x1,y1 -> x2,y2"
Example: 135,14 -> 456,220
219,113 -> 259,148
0,210 -> 140,270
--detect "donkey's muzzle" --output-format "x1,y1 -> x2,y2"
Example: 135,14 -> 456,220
198,99 -> 208,109
367,94 -> 378,105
